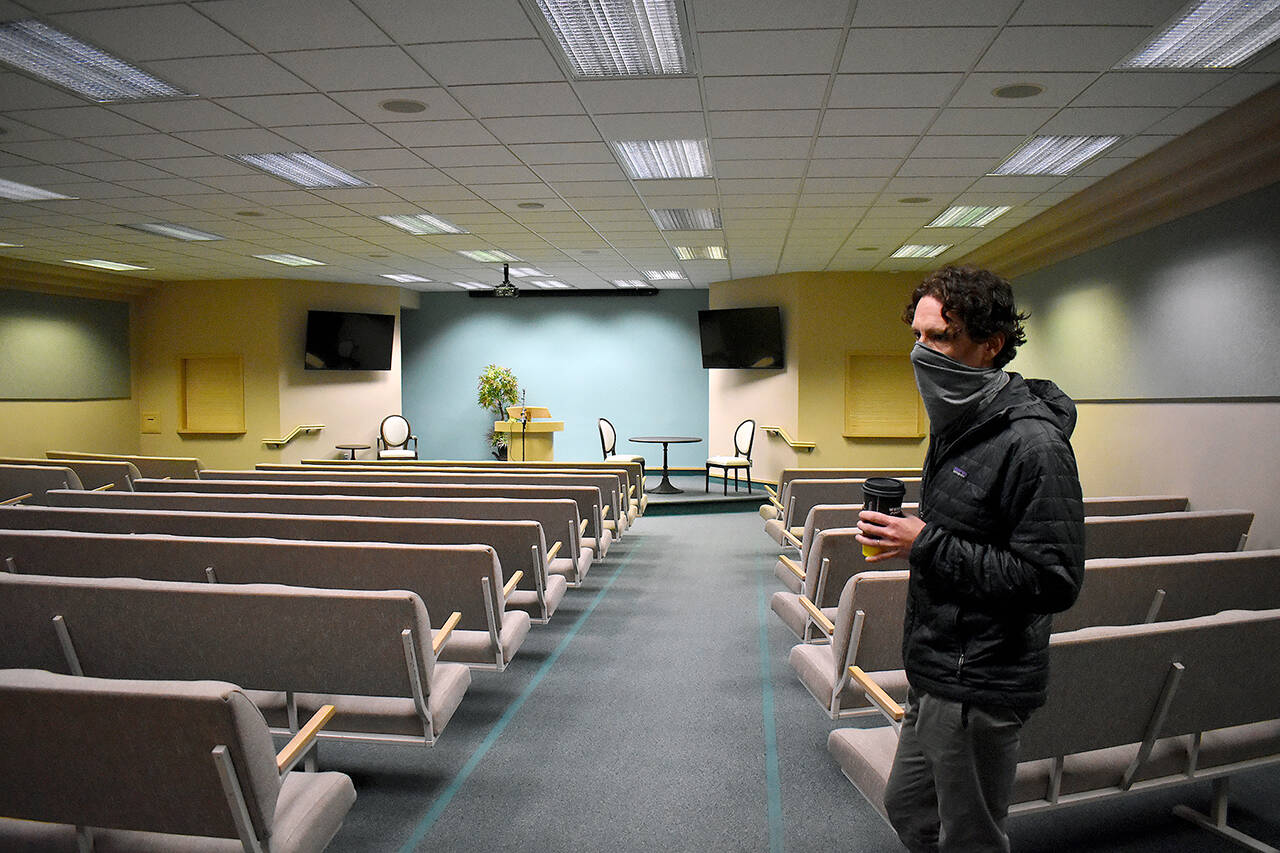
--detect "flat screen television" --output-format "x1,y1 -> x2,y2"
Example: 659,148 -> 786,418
304,310 -> 395,371
698,306 -> 785,369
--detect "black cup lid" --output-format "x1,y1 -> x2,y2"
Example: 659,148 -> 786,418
862,477 -> 906,498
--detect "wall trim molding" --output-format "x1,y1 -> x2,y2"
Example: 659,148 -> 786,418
960,84 -> 1280,279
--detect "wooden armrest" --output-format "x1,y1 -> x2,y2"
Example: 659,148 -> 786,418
601,504 -> 611,519
782,528 -> 803,550
778,554 -> 805,581
276,704 -> 335,772
1,493 -> 33,506
765,484 -> 778,500
849,665 -> 904,722
502,570 -> 525,599
579,518 -> 589,537
91,483 -> 115,491
547,541 -> 562,561
431,611 -> 462,654
799,596 -> 834,636
629,485 -> 635,497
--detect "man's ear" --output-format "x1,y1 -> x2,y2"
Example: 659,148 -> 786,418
982,332 -> 1006,366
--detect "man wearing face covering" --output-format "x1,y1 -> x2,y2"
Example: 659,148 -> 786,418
856,265 -> 1085,853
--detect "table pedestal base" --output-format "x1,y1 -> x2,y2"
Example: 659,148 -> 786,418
649,475 -> 682,495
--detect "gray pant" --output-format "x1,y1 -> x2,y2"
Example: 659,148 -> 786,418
883,689 -> 1027,853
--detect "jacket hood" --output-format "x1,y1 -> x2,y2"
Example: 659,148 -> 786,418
1000,374 -> 1077,439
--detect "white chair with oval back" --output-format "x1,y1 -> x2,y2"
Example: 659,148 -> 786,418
378,414 -> 418,459
598,417 -> 645,466
705,418 -> 756,494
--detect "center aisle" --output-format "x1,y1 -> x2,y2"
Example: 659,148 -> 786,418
323,509 -> 898,852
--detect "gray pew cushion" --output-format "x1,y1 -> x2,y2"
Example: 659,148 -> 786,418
296,660 -> 471,739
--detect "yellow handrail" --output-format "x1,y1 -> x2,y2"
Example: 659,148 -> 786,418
761,425 -> 816,452
262,424 -> 325,448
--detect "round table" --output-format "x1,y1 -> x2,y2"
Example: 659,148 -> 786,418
335,443 -> 370,460
629,436 -> 702,494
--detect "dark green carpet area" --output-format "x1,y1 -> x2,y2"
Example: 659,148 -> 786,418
320,508 -> 1278,852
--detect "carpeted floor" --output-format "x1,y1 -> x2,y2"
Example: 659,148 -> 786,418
320,507 -> 1279,853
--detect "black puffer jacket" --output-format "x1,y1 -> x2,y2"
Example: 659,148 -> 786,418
904,373 -> 1085,710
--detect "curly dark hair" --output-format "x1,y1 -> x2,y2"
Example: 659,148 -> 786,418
901,265 -> 1029,368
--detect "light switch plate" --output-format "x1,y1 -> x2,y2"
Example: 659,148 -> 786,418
140,411 -> 161,434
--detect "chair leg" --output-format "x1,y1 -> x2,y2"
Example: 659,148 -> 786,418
746,468 -> 752,494
705,466 -> 710,492
723,468 -> 728,495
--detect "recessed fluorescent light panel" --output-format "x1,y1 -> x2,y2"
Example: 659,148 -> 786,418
926,205 -> 1012,228
612,279 -> 652,288
990,136 -> 1121,176
125,223 -> 223,241
891,244 -> 950,259
0,178 -> 76,201
650,207 -> 721,230
612,139 -> 710,179
507,266 -> 545,277
378,213 -> 468,235
0,19 -> 189,102
381,273 -> 431,283
232,153 -> 369,188
532,280 -> 572,289
643,269 -> 684,280
534,0 -> 688,77
1116,0 -> 1280,68
457,249 -> 521,263
673,245 -> 726,260
254,253 -> 325,266
453,281 -> 489,290
64,258 -> 150,271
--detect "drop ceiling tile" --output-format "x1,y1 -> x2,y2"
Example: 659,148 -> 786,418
141,156 -> 255,177
841,28 -> 997,73
469,182 -> 560,200
319,148 -> 428,170
1248,46 -> 1280,72
376,120 -> 500,147
325,88 -> 468,123
574,78 -> 702,113
804,158 -> 899,177
9,107 -> 152,137
119,177 -> 220,196
68,160 -> 173,181
1009,0 -> 1185,25
1072,72 -> 1223,108
1191,74 -> 1280,107
711,137 -> 813,159
111,100 -> 257,133
194,0 -> 391,50
357,0 -> 536,42
710,110 -> 820,138
196,174 -> 295,192
1039,106 -> 1171,135
594,112 -> 707,140
978,26 -> 1153,72
148,55 -> 313,97
212,94 -> 355,126
508,142 -> 617,164
395,184 -> 485,202
718,177 -> 802,194
273,123 -> 397,150
51,4 -> 253,60
913,135 -> 1026,158
812,136 -> 917,158
1108,134 -> 1178,158
173,128 -> 295,155
819,108 -> 936,136
1142,106 -> 1228,135
883,176 -> 974,193
0,164 -> 102,186
0,72 -> 85,110
484,115 -> 601,144
534,163 -> 629,182
691,0 -> 851,30
831,74 -> 963,108
804,176 -> 890,193
948,72 -> 1099,108
408,40 -> 564,85
897,158 -> 996,177
1,139 -> 119,163
716,159 -> 806,179
450,82 -> 584,118
273,47 -> 435,90
555,180 -> 638,197
929,107 -> 1057,134
699,30 -> 844,75
560,195 -> 645,210
703,75 -> 829,110
441,165 -> 541,185
356,168 -> 454,187
852,0 -> 1018,25
965,175 -> 1064,193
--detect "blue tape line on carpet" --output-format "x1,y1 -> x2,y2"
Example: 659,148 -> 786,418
757,569 -> 785,853
399,547 -> 635,852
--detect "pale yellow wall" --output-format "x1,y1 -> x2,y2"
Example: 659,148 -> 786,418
274,282 -> 403,464
710,271 -> 928,483
0,399 -> 139,459
1071,402 -> 1279,550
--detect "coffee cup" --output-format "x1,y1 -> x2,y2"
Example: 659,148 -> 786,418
861,477 -> 906,557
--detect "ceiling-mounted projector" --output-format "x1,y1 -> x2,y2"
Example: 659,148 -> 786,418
494,263 -> 519,298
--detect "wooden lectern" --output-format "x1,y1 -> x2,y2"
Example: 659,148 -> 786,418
495,406 -> 564,461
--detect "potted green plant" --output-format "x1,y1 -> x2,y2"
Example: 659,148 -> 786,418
476,363 -> 520,459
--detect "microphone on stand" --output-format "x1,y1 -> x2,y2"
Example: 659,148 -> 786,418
519,390 -> 529,459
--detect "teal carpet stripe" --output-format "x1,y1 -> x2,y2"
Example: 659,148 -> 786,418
757,567 -> 785,853
398,547 -> 635,853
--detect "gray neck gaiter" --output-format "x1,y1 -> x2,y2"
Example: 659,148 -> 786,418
910,342 -> 1009,437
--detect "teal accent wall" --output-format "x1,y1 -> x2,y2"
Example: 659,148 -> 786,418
1013,181 -> 1280,400
401,290 -> 710,467
0,288 -> 130,400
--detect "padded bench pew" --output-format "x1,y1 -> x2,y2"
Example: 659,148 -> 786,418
47,449 -> 203,480
764,478 -> 923,546
760,468 -> 923,522
791,548 -> 1280,721
0,529 -> 530,671
136,477 -> 616,561
828,608 -> 1280,851
0,669 -> 355,853
0,457 -> 139,492
0,572 -> 474,751
0,504 -> 565,624
0,463 -> 83,506
48,488 -> 593,587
